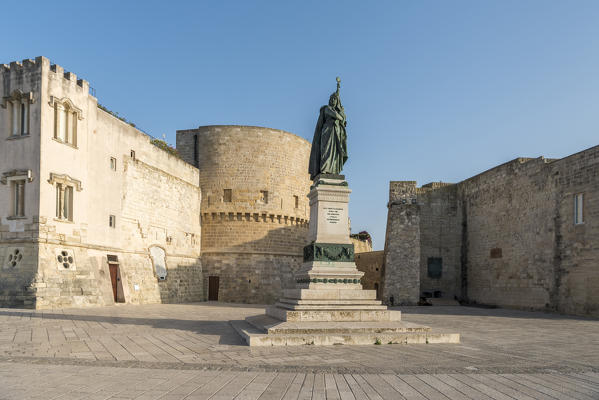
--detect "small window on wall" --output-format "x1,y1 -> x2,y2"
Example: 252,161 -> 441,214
109,215 -> 116,228
110,157 -> 117,171
427,257 -> 442,279
574,193 -> 584,225
260,190 -> 269,204
130,150 -> 136,160
294,195 -> 299,209
223,189 -> 232,203
55,184 -> 74,221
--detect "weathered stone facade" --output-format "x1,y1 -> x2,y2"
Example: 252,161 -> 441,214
177,126 -> 311,303
0,58 -> 319,308
0,57 -> 202,308
384,146 -> 599,316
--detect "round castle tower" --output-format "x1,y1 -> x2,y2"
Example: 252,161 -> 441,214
176,125 -> 311,303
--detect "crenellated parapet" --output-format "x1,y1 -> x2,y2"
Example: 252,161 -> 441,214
1,56 -> 91,96
48,61 -> 90,93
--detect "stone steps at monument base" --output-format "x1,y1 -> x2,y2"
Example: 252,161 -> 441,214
283,288 -> 377,301
246,314 -> 431,334
273,302 -> 388,311
278,298 -> 384,306
230,320 -> 460,347
266,305 -> 402,322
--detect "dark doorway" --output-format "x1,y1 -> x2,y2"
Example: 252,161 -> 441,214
208,276 -> 219,301
374,282 -> 380,300
107,255 -> 124,303
109,264 -> 119,302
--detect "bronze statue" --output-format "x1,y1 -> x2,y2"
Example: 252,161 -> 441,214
308,77 -> 348,180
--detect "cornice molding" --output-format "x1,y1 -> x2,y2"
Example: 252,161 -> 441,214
1,90 -> 35,108
48,96 -> 84,120
48,173 -> 83,191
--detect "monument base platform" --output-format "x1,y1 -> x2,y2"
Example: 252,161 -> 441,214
230,176 -> 459,346
231,314 -> 460,346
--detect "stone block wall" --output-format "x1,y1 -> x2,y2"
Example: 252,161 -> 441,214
202,253 -> 302,304
177,125 -> 311,304
0,57 -> 204,308
383,181 -> 421,305
418,184 -> 461,300
458,157 -> 558,309
355,251 -> 384,299
384,145 -> 599,317
551,146 -> 599,315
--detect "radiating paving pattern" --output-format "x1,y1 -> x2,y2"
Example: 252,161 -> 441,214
0,304 -> 597,399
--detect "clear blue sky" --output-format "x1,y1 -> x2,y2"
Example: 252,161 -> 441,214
3,1 -> 599,249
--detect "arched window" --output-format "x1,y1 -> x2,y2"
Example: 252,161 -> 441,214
50,96 -> 81,146
2,90 -> 32,138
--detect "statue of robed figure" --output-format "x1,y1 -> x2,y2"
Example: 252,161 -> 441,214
308,77 -> 348,180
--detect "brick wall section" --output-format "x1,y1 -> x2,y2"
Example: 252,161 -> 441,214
177,125 -> 311,303
385,145 -> 599,317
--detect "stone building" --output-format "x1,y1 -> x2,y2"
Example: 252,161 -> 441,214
176,126 -> 310,304
0,57 -> 312,308
384,146 -> 599,317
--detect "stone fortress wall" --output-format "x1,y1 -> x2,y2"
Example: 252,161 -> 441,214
384,145 -> 599,317
177,126 -> 311,303
0,57 -> 202,308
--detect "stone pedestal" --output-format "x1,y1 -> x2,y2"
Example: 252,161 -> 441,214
232,176 -> 459,346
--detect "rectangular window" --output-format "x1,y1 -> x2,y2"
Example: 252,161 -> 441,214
12,180 -> 25,217
20,103 -> 26,135
11,101 -> 19,136
56,184 -> 73,221
59,107 -> 67,142
294,195 -> 299,208
260,190 -> 269,204
67,112 -> 77,146
109,215 -> 116,228
110,157 -> 117,171
427,257 -> 443,279
223,189 -> 232,203
574,193 -> 584,225
130,150 -> 136,160
64,186 -> 73,221
56,183 -> 61,218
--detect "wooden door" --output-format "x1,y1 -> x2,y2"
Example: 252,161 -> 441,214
208,276 -> 219,301
109,264 -> 119,302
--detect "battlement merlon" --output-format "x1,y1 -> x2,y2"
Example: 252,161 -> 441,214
1,57 -> 90,93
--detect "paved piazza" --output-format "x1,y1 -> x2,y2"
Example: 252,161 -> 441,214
0,303 -> 597,399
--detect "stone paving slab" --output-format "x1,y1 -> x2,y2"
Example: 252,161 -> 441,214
0,303 -> 597,376
0,361 -> 598,400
